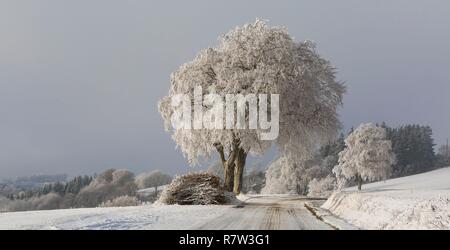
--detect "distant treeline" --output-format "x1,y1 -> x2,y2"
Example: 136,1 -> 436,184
0,174 -> 68,189
5,175 -> 93,200
0,169 -> 172,212
383,123 -> 437,177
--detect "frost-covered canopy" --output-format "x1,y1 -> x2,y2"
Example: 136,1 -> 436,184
333,123 -> 396,185
261,156 -> 302,194
159,20 -> 345,164
135,170 -> 172,189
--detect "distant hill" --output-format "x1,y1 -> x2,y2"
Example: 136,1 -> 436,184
1,174 -> 68,189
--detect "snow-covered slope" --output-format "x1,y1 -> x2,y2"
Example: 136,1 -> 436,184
322,167 -> 450,229
136,185 -> 168,197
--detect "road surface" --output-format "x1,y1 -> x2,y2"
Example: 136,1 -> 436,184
195,195 -> 334,230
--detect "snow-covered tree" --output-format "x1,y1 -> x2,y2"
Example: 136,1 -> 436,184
438,144 -> 449,157
261,155 -> 306,194
435,144 -> 450,169
135,170 -> 172,195
333,123 -> 396,190
262,155 -> 332,195
318,133 -> 346,171
307,175 -> 336,198
159,20 -> 345,194
75,169 -> 137,207
242,168 -> 265,194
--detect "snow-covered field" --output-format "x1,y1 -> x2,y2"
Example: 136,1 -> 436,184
322,167 -> 450,230
136,185 -> 167,197
0,204 -> 231,230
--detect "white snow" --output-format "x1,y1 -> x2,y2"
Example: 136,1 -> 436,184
0,193 -> 251,230
0,195 -> 334,230
136,185 -> 168,197
0,204 -> 231,230
322,167 -> 450,229
304,201 -> 359,230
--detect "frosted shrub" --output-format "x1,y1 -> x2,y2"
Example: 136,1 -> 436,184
307,176 -> 336,198
262,156 -> 303,194
262,156 -> 327,195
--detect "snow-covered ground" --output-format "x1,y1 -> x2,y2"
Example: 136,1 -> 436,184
0,195 -> 333,230
0,194 -> 244,230
136,185 -> 168,197
322,167 -> 450,229
0,204 -> 231,230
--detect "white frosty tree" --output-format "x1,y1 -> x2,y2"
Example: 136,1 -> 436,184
307,175 -> 336,198
159,20 -> 345,194
135,170 -> 172,195
333,123 -> 396,190
261,155 -> 305,194
262,155 -> 332,195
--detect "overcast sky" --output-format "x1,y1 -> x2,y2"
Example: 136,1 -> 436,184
1,0 -> 449,179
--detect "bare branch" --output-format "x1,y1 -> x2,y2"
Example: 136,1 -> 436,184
213,142 -> 226,165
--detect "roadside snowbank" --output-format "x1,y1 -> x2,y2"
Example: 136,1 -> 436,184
322,167 -> 450,229
304,201 -> 359,230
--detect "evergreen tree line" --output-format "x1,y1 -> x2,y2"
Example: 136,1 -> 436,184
40,175 -> 93,196
435,139 -> 450,169
382,123 -> 437,177
6,175 -> 93,200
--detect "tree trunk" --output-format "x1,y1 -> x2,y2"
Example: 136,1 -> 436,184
356,174 -> 362,191
233,148 -> 247,194
155,185 -> 158,197
223,162 -> 235,192
213,139 -> 239,193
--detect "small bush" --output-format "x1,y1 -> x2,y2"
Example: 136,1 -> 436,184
158,172 -> 226,205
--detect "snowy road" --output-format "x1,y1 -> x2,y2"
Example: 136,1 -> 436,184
0,195 -> 333,230
195,195 -> 333,230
